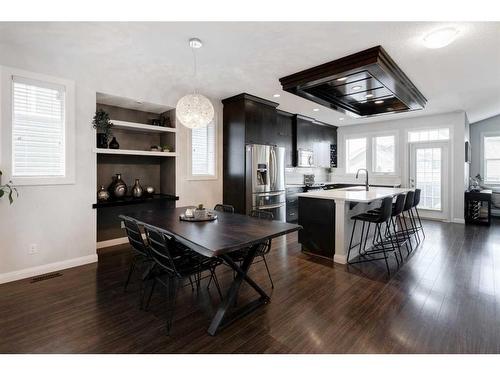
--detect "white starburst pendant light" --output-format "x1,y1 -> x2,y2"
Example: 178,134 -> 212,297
176,38 -> 214,129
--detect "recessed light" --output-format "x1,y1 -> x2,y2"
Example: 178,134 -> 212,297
273,94 -> 281,98
422,27 -> 459,49
339,117 -> 345,121
365,94 -> 374,98
313,108 -> 319,112
374,100 -> 384,104
189,38 -> 203,49
352,85 -> 362,91
337,77 -> 348,82
135,100 -> 143,104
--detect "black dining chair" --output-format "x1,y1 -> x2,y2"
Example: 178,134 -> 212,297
121,216 -> 153,292
214,204 -> 235,213
142,225 -> 223,335
225,209 -> 275,288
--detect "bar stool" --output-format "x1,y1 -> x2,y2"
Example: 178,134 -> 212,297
411,189 -> 425,239
401,191 -> 418,251
347,196 -> 399,277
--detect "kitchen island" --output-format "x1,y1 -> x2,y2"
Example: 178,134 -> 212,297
297,187 -> 410,264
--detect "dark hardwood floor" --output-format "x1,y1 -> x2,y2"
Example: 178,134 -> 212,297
1,219 -> 500,353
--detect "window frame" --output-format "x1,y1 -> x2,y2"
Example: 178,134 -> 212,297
1,66 -> 75,186
481,131 -> 500,186
345,136 -> 367,175
186,117 -> 218,181
343,130 -> 398,176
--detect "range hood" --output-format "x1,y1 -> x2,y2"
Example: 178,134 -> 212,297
279,46 -> 427,118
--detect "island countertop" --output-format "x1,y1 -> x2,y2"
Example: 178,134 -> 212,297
297,186 -> 411,203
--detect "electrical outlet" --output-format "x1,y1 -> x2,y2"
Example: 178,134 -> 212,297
28,244 -> 38,255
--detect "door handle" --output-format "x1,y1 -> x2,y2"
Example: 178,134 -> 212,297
255,191 -> 284,197
257,203 -> 285,210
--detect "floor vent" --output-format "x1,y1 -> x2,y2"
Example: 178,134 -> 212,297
30,272 -> 63,283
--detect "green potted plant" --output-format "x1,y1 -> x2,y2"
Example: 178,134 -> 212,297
0,170 -> 18,204
92,109 -> 113,149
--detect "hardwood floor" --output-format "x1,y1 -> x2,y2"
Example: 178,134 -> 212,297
1,219 -> 500,353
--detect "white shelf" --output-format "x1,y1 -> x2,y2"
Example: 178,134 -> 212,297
111,119 -> 176,133
94,148 -> 176,157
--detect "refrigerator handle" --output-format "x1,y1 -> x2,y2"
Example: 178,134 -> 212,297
271,147 -> 277,188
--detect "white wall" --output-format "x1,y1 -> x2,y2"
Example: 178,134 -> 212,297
0,59 -> 222,283
334,111 -> 468,223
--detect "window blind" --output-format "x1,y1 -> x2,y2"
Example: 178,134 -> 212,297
191,120 -> 215,176
484,136 -> 500,183
12,76 -> 66,177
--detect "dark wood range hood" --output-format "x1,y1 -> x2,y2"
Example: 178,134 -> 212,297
279,46 -> 427,118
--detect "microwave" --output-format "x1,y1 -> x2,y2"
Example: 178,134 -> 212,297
297,149 -> 314,167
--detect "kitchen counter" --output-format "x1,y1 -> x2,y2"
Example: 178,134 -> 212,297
297,187 -> 411,264
298,187 -> 410,202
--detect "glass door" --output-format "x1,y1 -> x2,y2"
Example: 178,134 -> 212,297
409,142 -> 449,220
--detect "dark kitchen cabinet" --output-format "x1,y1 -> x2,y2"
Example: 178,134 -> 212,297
286,186 -> 304,223
276,110 -> 294,167
293,115 -> 337,167
244,99 -> 278,145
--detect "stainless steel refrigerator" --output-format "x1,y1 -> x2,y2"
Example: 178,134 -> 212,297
245,144 -> 286,221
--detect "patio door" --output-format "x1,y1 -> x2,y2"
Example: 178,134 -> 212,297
409,142 -> 449,221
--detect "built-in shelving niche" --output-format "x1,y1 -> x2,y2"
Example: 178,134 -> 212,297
94,92 -> 178,243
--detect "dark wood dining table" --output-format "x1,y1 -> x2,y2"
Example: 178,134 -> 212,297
120,206 -> 301,335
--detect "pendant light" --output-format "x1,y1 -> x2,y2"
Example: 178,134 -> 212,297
176,38 -> 214,129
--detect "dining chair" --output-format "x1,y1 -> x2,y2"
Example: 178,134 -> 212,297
142,225 -> 223,335
213,204 -> 235,213
121,216 -> 153,292
225,209 -> 275,288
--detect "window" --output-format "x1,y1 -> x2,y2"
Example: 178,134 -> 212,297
12,76 -> 66,178
483,135 -> 500,184
373,135 -> 395,173
345,137 -> 366,174
190,120 -> 216,177
408,128 -> 449,142
4,68 -> 75,186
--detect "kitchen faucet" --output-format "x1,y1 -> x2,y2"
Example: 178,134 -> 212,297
356,168 -> 369,191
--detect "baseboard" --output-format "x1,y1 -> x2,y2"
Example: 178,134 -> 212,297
333,254 -> 347,264
452,218 -> 465,224
0,254 -> 98,285
96,236 -> 129,249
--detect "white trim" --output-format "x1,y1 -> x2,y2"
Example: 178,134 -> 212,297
452,218 -> 466,224
0,254 -> 97,284
96,236 -> 129,249
480,131 -> 500,185
333,254 -> 347,264
1,66 -> 76,186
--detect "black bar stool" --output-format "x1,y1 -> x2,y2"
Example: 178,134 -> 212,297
347,196 -> 399,277
411,189 -> 425,239
401,190 -> 418,251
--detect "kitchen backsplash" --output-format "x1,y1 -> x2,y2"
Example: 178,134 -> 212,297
285,167 -> 331,184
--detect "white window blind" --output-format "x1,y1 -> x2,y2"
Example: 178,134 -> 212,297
373,135 -> 395,173
191,120 -> 215,176
346,137 -> 366,174
484,136 -> 500,184
12,76 -> 66,177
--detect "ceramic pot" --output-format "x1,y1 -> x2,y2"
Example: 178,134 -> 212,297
96,133 -> 108,149
97,186 -> 110,201
132,179 -> 143,198
194,208 -> 207,220
109,136 -> 120,149
108,173 -> 127,198
145,186 -> 155,195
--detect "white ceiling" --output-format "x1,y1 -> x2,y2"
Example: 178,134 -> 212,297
0,22 -> 499,125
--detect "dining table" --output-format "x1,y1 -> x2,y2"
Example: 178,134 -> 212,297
120,206 -> 301,336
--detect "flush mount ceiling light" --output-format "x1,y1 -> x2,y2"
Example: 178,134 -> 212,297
273,94 -> 281,98
422,27 -> 459,49
176,38 -> 214,129
339,117 -> 345,121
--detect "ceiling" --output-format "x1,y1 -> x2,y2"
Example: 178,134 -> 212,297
0,22 -> 499,126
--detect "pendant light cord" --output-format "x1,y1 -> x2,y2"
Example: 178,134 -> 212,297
192,47 -> 198,94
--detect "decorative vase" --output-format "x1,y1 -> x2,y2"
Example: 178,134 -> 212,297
97,186 -> 110,202
132,179 -> 143,198
194,204 -> 207,219
96,133 -> 108,149
145,186 -> 155,195
109,137 -> 120,149
108,173 -> 127,199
